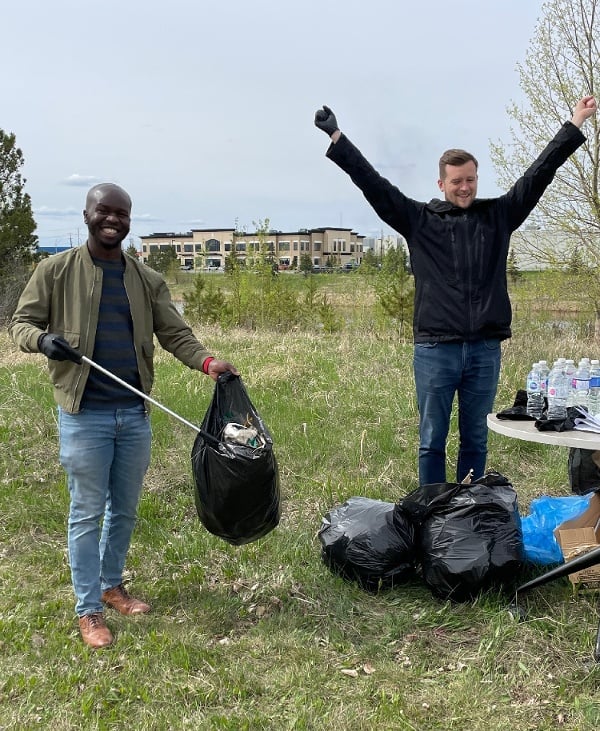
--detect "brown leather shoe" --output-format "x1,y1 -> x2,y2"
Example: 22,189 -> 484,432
79,612 -> 113,649
101,584 -> 151,615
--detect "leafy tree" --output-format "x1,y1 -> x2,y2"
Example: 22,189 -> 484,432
299,253 -> 312,274
381,245 -> 408,275
183,274 -> 226,325
359,248 -> 379,275
489,0 -> 600,330
125,241 -> 138,259
567,245 -> 587,275
507,248 -> 522,285
224,243 -> 253,328
318,293 -> 343,333
490,0 -> 599,245
0,129 -> 38,269
147,245 -> 178,274
0,128 -> 38,324
373,251 -> 414,335
247,218 -> 278,328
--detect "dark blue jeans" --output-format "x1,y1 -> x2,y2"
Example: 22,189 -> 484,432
413,339 -> 501,485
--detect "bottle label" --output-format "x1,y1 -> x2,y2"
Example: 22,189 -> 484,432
527,378 -> 540,390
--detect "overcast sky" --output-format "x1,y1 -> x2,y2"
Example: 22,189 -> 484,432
2,0 -> 547,248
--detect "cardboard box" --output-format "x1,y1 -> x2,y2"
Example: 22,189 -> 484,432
554,493 -> 600,586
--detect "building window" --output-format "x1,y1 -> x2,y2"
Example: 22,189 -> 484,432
206,238 -> 220,252
184,244 -> 193,253
314,242 -> 321,251
279,241 -> 290,251
224,243 -> 231,252
235,242 -> 246,252
195,244 -> 202,252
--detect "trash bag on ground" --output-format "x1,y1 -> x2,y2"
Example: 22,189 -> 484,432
520,493 -> 594,565
397,472 -> 524,601
568,448 -> 600,495
319,497 -> 416,592
191,372 -> 280,545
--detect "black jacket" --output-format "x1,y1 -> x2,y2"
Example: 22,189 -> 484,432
327,122 -> 585,343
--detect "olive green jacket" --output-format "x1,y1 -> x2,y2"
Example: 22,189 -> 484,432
9,244 -> 212,412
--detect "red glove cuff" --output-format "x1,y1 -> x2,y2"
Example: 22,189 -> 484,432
202,357 -> 215,375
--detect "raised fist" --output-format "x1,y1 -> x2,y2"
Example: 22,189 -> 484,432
314,105 -> 339,137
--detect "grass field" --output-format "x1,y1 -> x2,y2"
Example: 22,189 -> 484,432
1,273 -> 599,730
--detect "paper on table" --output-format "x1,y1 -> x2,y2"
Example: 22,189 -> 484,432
573,406 -> 600,434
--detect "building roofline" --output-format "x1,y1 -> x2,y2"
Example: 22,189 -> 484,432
190,228 -> 236,233
140,232 -> 193,239
140,226 -> 365,240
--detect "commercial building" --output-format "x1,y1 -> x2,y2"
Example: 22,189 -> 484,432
139,227 -> 365,271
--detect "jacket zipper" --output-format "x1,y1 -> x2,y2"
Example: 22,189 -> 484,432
70,265 -> 98,411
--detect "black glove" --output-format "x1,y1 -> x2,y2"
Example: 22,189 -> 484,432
37,333 -> 82,363
314,105 -> 339,137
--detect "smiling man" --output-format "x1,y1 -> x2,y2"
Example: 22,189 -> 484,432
315,96 -> 597,486
437,149 -> 478,208
10,183 -> 238,649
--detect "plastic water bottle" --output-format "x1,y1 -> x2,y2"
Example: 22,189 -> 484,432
565,359 -> 576,406
538,360 -> 550,401
573,359 -> 590,410
589,360 -> 600,417
547,360 -> 568,420
526,363 -> 544,419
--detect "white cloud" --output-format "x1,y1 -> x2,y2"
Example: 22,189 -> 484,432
34,206 -> 79,217
131,213 -> 162,222
61,174 -> 102,187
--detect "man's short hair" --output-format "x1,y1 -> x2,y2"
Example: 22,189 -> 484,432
439,149 -> 478,179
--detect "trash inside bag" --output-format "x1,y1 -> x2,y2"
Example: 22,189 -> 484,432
520,493 -> 593,565
319,497 -> 416,592
191,372 -> 280,545
397,472 -> 524,601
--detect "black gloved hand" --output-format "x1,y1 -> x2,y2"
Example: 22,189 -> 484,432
37,333 -> 82,363
314,105 -> 339,137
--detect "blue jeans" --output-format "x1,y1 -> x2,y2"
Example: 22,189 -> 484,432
58,405 -> 151,616
413,339 -> 501,485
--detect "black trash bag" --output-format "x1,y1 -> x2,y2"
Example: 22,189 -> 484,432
568,448 -> 600,495
191,372 -> 280,545
397,472 -> 524,601
318,497 -> 416,592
